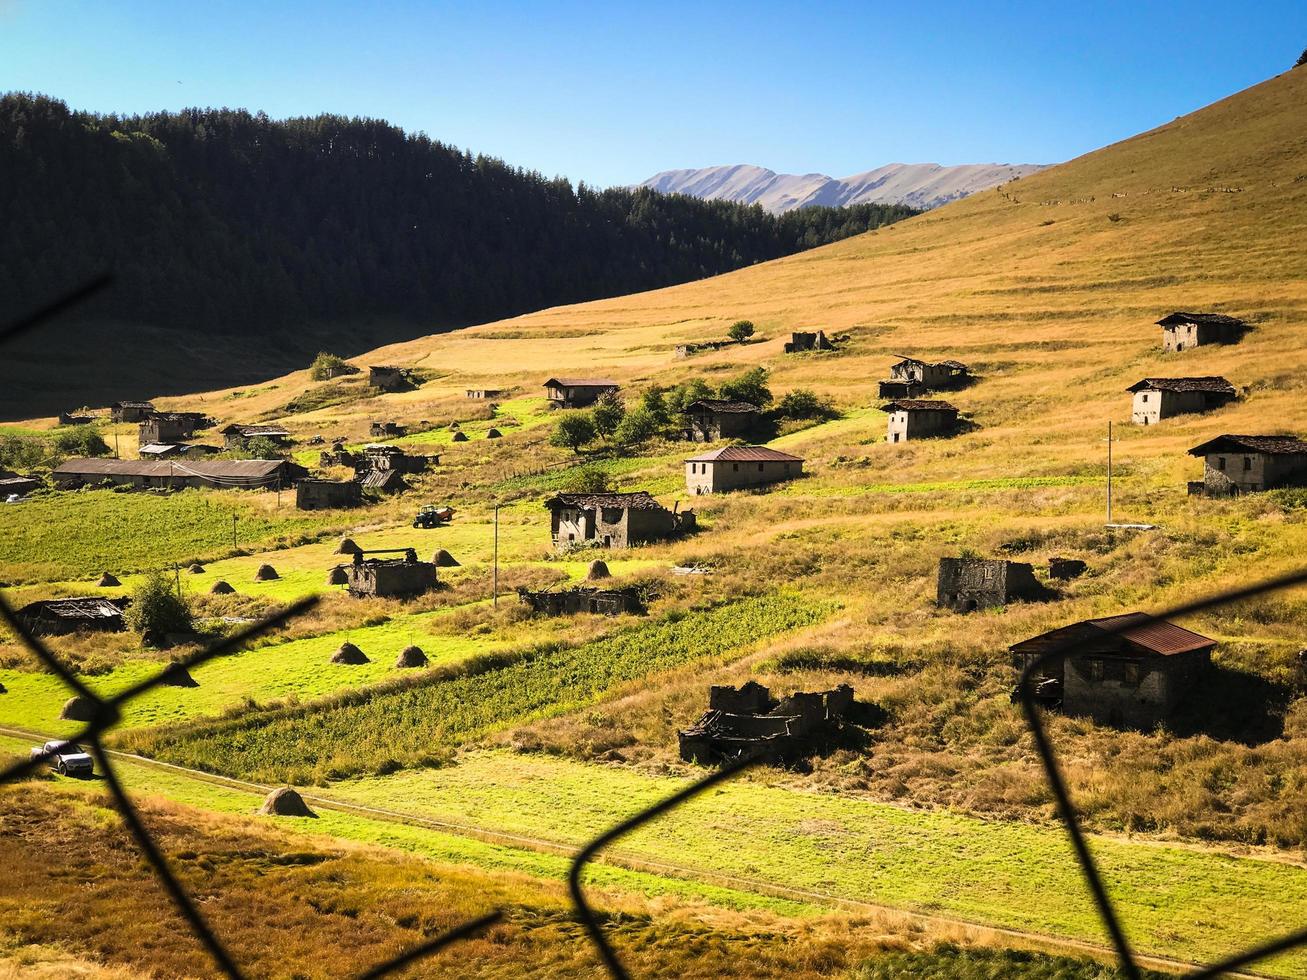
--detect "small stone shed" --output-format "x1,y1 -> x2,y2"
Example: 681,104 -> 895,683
221,423 -> 292,449
684,445 -> 804,494
0,473 -> 43,497
682,399 -> 760,442
1011,613 -> 1215,728
543,377 -> 620,409
58,411 -> 95,426
678,682 -> 855,764
1186,434 -> 1307,496
369,365 -> 415,392
466,388 -> 505,399
343,549 -> 437,598
139,413 -> 196,445
17,597 -> 127,635
1156,312 -> 1247,351
295,478 -> 363,510
363,445 -> 433,474
544,491 -> 692,548
937,558 -> 1045,612
878,356 -> 971,398
516,585 -> 644,616
110,400 -> 155,422
784,330 -> 836,353
881,399 -> 960,443
369,421 -> 408,438
1127,377 -> 1236,425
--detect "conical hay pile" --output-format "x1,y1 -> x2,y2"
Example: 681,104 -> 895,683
486,428 -> 502,439
331,642 -> 369,664
254,564 -> 279,581
59,696 -> 95,721
158,662 -> 198,688
188,563 -> 205,574
258,787 -> 317,818
326,565 -> 349,585
210,580 -> 236,594
336,538 -> 361,555
394,645 -> 428,668
433,549 -> 460,568
587,559 -> 611,581
451,431 -> 469,442
97,572 -> 121,587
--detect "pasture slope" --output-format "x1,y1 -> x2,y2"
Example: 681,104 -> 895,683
5,66 -> 1307,977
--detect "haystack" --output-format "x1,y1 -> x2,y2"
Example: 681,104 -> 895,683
331,641 -> 369,664
158,662 -> 198,688
210,580 -> 236,595
394,645 -> 428,668
254,564 -> 279,581
587,559 -> 611,581
449,421 -> 460,430
0,682 -> 8,694
59,696 -> 95,721
433,549 -> 460,568
326,565 -> 349,585
258,787 -> 317,818
486,428 -> 502,439
188,563 -> 205,574
336,537 -> 361,555
451,431 -> 469,442
97,572 -> 121,587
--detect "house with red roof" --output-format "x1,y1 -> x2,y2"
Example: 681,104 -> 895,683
684,445 -> 804,494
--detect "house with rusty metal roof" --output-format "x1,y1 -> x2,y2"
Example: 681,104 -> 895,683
1186,434 -> 1307,496
1156,312 -> 1247,352
880,399 -> 960,443
684,445 -> 804,494
682,399 -> 761,442
1011,613 -> 1216,728
543,377 -> 620,409
17,596 -> 128,636
1127,377 -> 1236,425
544,491 -> 692,548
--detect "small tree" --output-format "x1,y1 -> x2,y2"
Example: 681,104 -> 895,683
777,388 -> 834,420
639,385 -> 671,428
727,319 -> 755,343
561,463 -> 613,493
719,367 -> 773,406
0,435 -> 45,470
665,378 -> 714,415
591,392 -> 626,441
614,406 -> 659,448
127,569 -> 194,643
550,412 -> 597,453
1297,47 -> 1307,68
309,352 -> 356,380
52,426 -> 110,458
228,436 -> 286,460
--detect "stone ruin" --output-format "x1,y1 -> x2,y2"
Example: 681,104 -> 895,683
516,585 -> 644,617
936,557 -> 1048,612
344,549 -> 438,599
1048,556 -> 1088,580
678,681 -> 855,764
784,330 -> 838,353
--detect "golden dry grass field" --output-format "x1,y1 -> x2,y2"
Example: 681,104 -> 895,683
5,67 -> 1307,978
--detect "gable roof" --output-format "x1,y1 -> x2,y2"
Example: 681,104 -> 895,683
1126,376 -> 1235,394
18,596 -> 126,622
1187,434 -> 1307,456
53,458 -> 289,479
1011,612 -> 1216,657
1156,312 -> 1248,329
544,490 -> 666,511
111,400 -> 154,409
684,445 -> 804,463
880,399 -> 959,413
361,469 -> 409,491
685,399 -> 761,414
221,423 -> 291,437
543,378 -> 620,389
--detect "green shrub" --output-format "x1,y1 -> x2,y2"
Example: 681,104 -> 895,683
52,426 -> 110,459
665,378 -> 714,415
0,434 -> 45,470
308,352 -> 357,380
126,569 -> 194,640
560,463 -> 613,494
614,406 -> 659,447
776,388 -> 836,420
727,319 -> 755,342
719,367 -> 772,406
591,392 -> 626,440
550,412 -> 597,453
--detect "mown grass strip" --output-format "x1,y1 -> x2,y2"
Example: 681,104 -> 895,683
120,591 -> 835,784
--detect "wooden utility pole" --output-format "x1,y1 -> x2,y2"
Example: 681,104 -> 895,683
232,515 -> 238,550
493,504 -> 500,608
1106,420 -> 1114,524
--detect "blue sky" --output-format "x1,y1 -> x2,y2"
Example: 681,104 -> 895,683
2,1 -> 1304,186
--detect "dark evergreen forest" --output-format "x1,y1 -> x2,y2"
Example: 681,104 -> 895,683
0,93 -> 915,415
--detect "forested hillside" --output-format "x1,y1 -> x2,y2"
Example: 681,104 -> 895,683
0,94 -> 913,416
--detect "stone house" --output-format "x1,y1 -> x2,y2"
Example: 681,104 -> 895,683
361,469 -> 409,494
783,330 -> 836,353
466,388 -> 505,399
221,423 -> 291,449
58,411 -> 95,426
881,399 -> 960,443
878,357 -> 971,399
52,458 -> 300,491
544,491 -> 692,548
369,365 -> 415,391
343,549 -> 436,598
110,400 -> 155,422
296,478 -> 363,510
678,681 -> 855,764
543,377 -> 620,409
936,558 -> 1046,612
1156,312 -> 1247,351
684,445 -> 804,494
0,472 -> 43,497
139,413 -> 195,445
1127,377 -> 1236,425
362,444 -> 433,474
682,399 -> 760,442
1011,613 -> 1215,728
17,597 -> 127,636
516,585 -> 644,616
369,421 -> 408,438
1186,434 -> 1307,496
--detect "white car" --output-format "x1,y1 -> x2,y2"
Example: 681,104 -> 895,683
30,740 -> 94,777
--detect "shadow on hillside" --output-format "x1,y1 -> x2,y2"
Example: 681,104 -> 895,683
1168,664 -> 1292,745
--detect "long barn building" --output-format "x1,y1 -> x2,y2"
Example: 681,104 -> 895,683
52,458 -> 300,491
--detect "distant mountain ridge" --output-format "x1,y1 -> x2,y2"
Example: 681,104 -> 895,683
640,162 -> 1047,212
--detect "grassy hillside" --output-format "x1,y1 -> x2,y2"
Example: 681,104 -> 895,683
5,68 -> 1307,977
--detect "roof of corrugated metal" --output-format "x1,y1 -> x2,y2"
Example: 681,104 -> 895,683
53,458 -> 287,477
1086,613 -> 1217,655
684,445 -> 804,463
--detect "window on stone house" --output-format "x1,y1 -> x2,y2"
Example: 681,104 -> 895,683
1141,393 -> 1148,403
758,463 -> 764,472
1123,662 -> 1142,685
1243,456 -> 1252,471
1216,456 -> 1226,471
1087,659 -> 1105,682
733,463 -> 739,471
